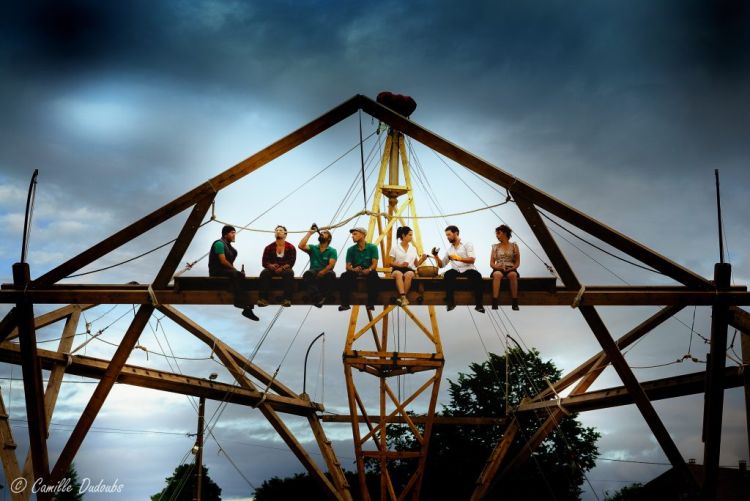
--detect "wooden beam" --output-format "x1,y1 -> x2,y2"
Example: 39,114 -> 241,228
513,197 -> 698,492
0,391 -> 23,501
6,304 -> 95,342
49,304 -> 153,485
0,342 -> 320,414
33,96 -> 360,286
0,307 -> 17,343
730,307 -> 750,464
3,285 -> 749,307
360,95 -> 709,288
12,263 -> 50,496
729,306 -> 750,334
320,415 -> 506,426
517,367 -> 743,414
531,305 -> 683,402
21,308 -> 81,487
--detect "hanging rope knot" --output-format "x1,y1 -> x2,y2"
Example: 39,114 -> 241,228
571,285 -> 586,308
147,284 -> 160,307
64,353 -> 73,368
544,376 -> 570,416
134,344 -> 149,360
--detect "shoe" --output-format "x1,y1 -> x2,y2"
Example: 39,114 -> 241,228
242,308 -> 259,321
475,305 -> 485,314
315,296 -> 326,308
366,304 -> 375,311
446,303 -> 456,312
256,298 -> 269,307
395,297 -> 403,306
338,305 -> 351,311
512,299 -> 519,311
401,296 -> 409,306
492,298 -> 498,310
282,299 -> 292,307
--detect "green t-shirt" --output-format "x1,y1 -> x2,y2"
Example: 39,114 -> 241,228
309,244 -> 337,272
346,243 -> 379,269
212,241 -> 226,254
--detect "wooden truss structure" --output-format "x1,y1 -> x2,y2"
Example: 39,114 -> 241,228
1,94 -> 749,500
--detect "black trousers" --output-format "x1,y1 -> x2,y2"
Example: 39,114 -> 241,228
340,270 -> 381,305
258,268 -> 295,300
443,269 -> 483,306
211,269 -> 251,309
302,270 -> 336,299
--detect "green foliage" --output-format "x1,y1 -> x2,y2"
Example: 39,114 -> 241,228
387,348 -> 600,500
604,482 -> 644,500
254,471 -> 376,501
53,463 -> 84,501
150,463 -> 221,501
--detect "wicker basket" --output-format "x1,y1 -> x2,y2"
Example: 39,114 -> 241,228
417,256 -> 439,277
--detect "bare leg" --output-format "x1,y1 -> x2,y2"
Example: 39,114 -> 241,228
508,271 -> 519,299
393,270 -> 405,295
491,270 -> 503,300
403,271 -> 415,295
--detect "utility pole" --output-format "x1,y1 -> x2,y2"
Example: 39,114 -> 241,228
193,396 -> 205,501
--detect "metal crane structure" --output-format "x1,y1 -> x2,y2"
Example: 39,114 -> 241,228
1,94 -> 749,501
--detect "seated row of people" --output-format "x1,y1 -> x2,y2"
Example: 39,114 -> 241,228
208,222 -> 521,321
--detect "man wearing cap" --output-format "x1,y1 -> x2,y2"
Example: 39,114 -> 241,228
208,225 -> 259,321
298,223 -> 337,308
339,227 -> 381,311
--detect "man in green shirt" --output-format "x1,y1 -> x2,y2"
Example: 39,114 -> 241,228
339,227 -> 381,311
298,223 -> 337,308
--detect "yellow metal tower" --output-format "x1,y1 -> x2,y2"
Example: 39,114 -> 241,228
342,128 -> 445,500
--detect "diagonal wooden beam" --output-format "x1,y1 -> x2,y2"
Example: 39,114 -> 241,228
49,304 -> 153,485
513,196 -> 698,492
22,307 -> 81,488
531,305 -> 683,402
360,94 -> 709,288
0,390 -> 23,501
33,96 -> 360,286
0,307 -> 17,343
6,304 -> 95,342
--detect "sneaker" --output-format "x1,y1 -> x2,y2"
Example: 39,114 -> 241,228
282,299 -> 292,307
395,297 -> 404,306
475,305 -> 485,314
401,296 -> 410,306
315,296 -> 326,308
256,298 -> 269,307
338,305 -> 351,311
446,303 -> 456,312
512,299 -> 520,311
366,304 -> 375,311
241,308 -> 259,321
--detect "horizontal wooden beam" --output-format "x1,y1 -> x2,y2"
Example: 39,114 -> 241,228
0,342 -> 321,416
517,367 -> 743,414
2,286 -> 749,306
321,415 -> 506,426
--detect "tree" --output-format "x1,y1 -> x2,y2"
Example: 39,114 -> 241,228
54,463 -> 84,501
150,463 -> 221,501
388,348 -> 600,500
253,471 -> 376,501
604,483 -> 644,500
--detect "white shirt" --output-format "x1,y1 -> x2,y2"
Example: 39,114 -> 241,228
440,241 -> 477,272
389,242 -> 419,270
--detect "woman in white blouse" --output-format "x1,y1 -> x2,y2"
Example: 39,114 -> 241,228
388,226 -> 428,306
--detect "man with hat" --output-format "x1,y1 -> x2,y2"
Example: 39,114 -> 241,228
339,226 -> 381,311
208,225 -> 259,321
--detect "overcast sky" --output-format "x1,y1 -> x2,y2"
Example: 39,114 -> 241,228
1,1 -> 749,499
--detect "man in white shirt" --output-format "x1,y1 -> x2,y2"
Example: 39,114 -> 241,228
433,225 -> 485,313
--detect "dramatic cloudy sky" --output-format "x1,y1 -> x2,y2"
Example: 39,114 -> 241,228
1,1 -> 749,499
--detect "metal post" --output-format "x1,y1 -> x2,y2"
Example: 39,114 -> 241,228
193,396 -> 205,501
702,262 -> 731,499
715,169 -> 724,264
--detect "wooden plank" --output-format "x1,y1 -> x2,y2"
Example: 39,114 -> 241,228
0,342 -> 320,414
359,94 -> 710,289
153,195 -> 215,288
6,304 -> 95,342
471,419 -> 519,501
5,286 -> 750,307
320,415 -> 505,426
307,415 -> 353,501
0,307 -> 17,343
157,305 -> 299,399
22,308 -> 82,485
12,263 -> 50,495
513,199 -> 698,492
517,367 -> 743,414
531,305 -> 683,402
33,96 -> 360,286
49,304 -> 153,485
0,391 -> 23,501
